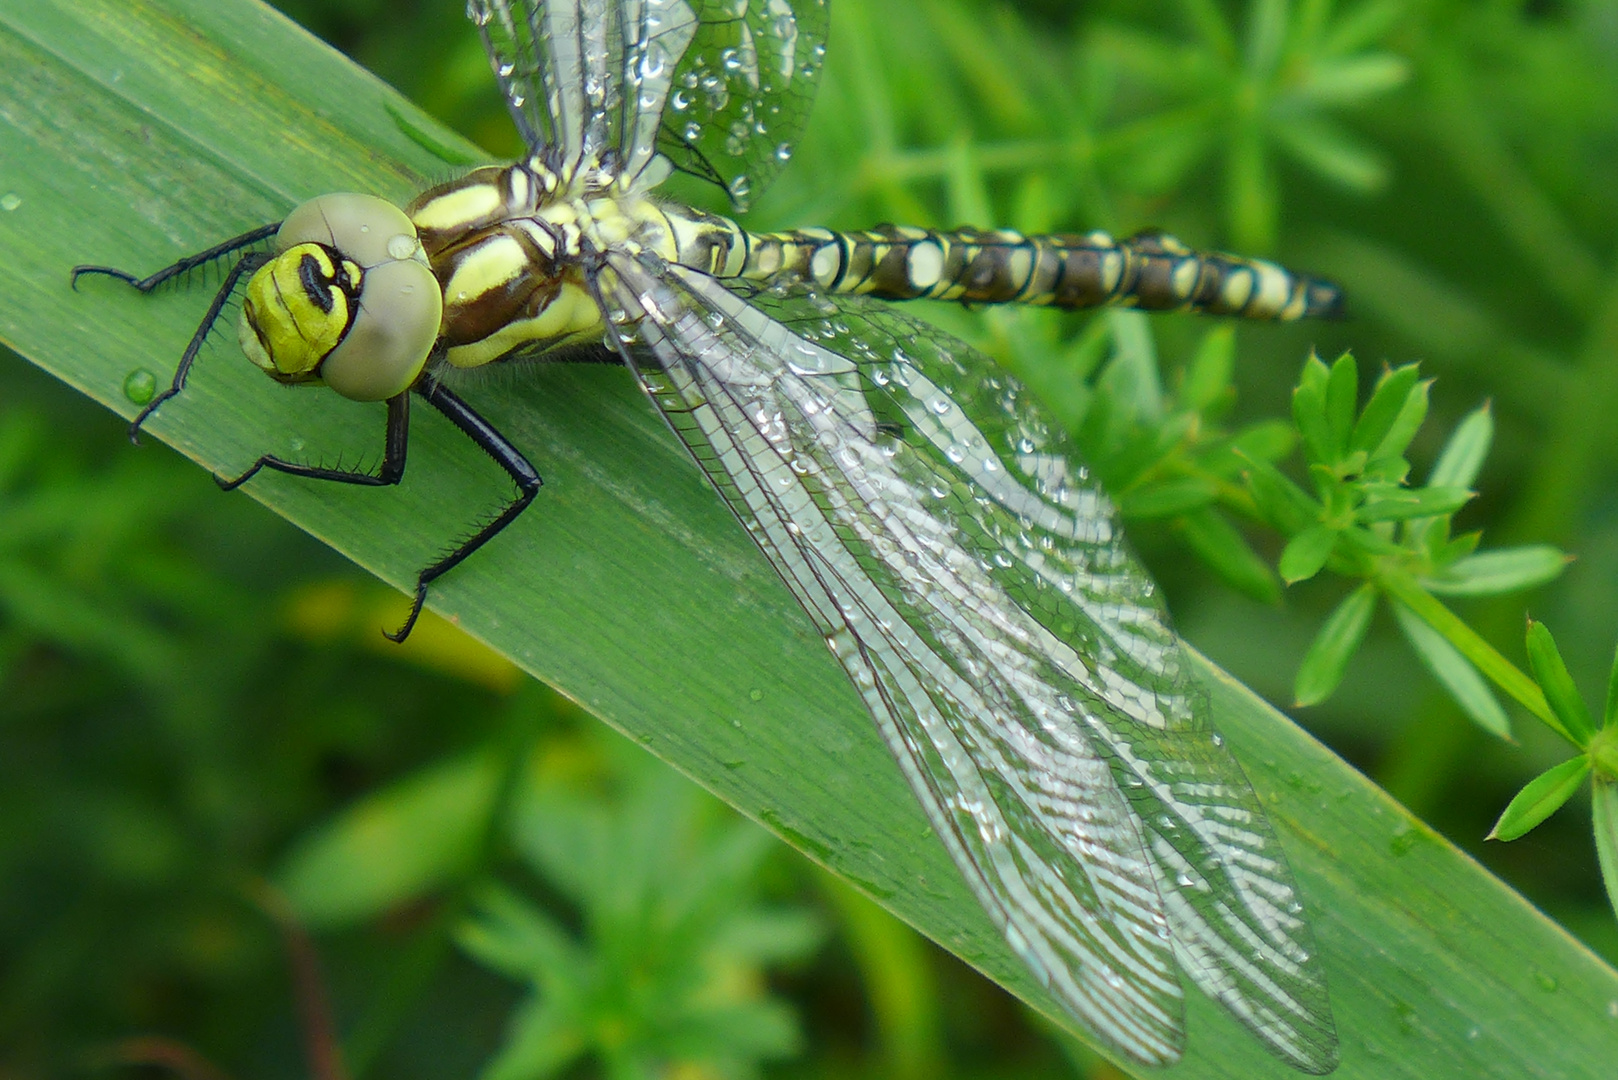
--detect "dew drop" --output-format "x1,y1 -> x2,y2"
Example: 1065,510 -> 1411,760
122,368 -> 156,405
0,193 -> 21,212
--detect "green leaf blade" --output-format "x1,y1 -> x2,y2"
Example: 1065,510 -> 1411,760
1488,756 -> 1592,842
1295,582 -> 1378,706
1527,620 -> 1597,746
1423,546 -> 1569,597
1391,600 -> 1512,739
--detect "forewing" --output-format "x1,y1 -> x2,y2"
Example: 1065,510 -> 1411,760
603,253 -> 1185,1064
467,0 -> 698,186
656,0 -> 829,208
597,257 -> 1338,1071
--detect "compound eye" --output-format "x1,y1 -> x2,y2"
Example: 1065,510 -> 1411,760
321,258 -> 443,401
276,193 -> 425,268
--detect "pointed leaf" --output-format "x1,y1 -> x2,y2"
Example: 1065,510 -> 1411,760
279,750 -> 501,926
1370,378 -> 1430,463
1181,325 -> 1236,413
1242,454 -> 1321,534
1488,756 -> 1592,842
1391,601 -> 1511,739
1527,621 -> 1597,745
1423,547 -> 1569,598
1299,52 -> 1411,104
1593,781 -> 1618,923
1280,524 -> 1339,584
1429,404 -> 1494,489
1607,641 -> 1618,730
480,996 -> 587,1080
1292,352 -> 1336,465
1295,582 -> 1378,706
457,882 -> 586,983
1324,352 -> 1360,461
1355,484 -> 1472,522
1226,418 -> 1297,465
1177,507 -> 1282,603
1350,365 -> 1421,454
1273,114 -> 1390,193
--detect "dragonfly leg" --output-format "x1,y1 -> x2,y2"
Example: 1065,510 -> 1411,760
217,390 -> 413,493
383,380 -> 542,642
72,224 -> 283,440
71,222 -> 282,293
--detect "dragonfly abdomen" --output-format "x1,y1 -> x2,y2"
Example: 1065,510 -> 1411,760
739,224 -> 1342,320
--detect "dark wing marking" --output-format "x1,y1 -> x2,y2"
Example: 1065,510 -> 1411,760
595,254 -> 1338,1071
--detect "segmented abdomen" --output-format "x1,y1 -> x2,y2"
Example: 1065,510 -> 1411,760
737,225 -> 1342,321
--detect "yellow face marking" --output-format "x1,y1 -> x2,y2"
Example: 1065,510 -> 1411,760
238,243 -> 357,384
412,183 -> 504,233
444,234 -> 528,306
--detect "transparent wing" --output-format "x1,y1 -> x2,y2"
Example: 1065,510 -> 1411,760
598,255 -> 1339,1072
467,0 -> 699,185
656,0 -> 829,208
467,1 -> 824,204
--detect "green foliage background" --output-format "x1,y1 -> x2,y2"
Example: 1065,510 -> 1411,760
4,0 -> 1618,1077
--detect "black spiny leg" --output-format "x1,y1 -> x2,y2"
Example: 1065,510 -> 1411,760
386,381 -> 542,642
72,222 -> 282,442
72,222 -> 281,293
218,391 -> 413,494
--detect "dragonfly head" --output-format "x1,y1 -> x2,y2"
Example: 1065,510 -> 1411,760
239,193 -> 443,401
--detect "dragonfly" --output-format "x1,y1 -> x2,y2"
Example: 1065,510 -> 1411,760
73,0 -> 1341,1071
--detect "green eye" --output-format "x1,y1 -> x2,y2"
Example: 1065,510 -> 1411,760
321,257 -> 443,401
238,193 -> 442,400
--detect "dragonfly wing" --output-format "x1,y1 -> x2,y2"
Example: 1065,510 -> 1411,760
655,0 -> 829,207
602,252 -> 1189,1064
597,254 -> 1339,1071
467,0 -> 698,186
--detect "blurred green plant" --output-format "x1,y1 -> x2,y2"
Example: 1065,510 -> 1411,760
275,715 -> 821,1080
1088,0 -> 1410,250
1488,622 -> 1618,924
459,734 -> 822,1080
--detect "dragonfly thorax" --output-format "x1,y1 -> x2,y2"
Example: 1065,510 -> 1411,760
405,160 -> 697,369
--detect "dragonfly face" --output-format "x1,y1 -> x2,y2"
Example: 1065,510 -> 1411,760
237,193 -> 443,401
73,0 -> 1343,1071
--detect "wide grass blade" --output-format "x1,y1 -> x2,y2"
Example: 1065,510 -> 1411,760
2,2 -> 1616,1075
